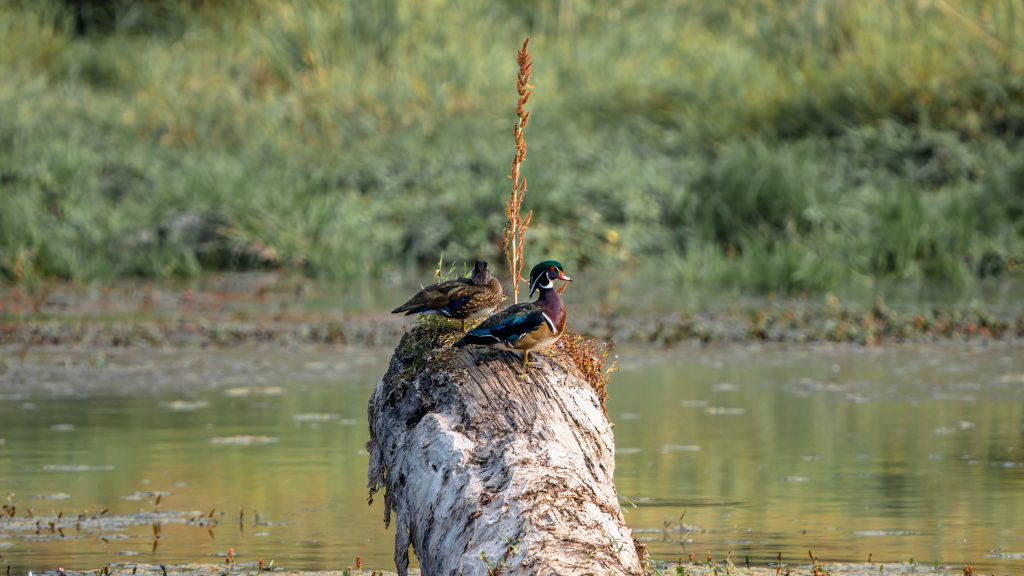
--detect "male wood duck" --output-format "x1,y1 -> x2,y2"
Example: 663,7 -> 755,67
391,260 -> 505,330
453,260 -> 571,367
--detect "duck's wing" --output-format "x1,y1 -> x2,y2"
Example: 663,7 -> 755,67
391,278 -> 473,315
456,303 -> 554,346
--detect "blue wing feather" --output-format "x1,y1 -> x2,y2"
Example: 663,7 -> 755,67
467,309 -> 545,344
443,296 -> 471,315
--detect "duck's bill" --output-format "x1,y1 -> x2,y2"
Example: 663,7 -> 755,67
558,271 -> 572,282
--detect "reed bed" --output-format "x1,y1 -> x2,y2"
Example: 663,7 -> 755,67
1,0 -> 1023,294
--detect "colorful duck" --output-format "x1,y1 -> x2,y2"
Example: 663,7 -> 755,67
453,260 -> 571,367
391,260 -> 505,330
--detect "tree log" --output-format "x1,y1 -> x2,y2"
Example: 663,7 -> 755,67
367,326 -> 646,576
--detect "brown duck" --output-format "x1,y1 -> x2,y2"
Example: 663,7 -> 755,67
392,260 -> 504,329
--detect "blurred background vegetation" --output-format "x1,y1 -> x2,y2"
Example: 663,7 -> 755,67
2,0 -> 1023,296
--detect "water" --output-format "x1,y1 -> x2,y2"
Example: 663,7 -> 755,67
1,342 -> 1022,573
612,344 -> 1024,571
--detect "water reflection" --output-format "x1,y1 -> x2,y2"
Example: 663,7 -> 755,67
612,343 -> 1024,572
0,343 -> 1021,572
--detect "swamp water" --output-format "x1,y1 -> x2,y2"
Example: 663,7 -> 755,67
0,343 -> 1022,573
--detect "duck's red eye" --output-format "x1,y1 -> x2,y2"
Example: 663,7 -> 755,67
549,266 -> 556,272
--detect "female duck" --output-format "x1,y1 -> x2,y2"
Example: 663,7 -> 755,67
392,260 -> 504,330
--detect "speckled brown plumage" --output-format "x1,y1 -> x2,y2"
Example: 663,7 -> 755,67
392,260 -> 504,328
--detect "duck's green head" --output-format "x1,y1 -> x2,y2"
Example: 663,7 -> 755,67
529,260 -> 571,296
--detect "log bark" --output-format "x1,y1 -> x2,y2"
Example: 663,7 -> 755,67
367,327 -> 646,576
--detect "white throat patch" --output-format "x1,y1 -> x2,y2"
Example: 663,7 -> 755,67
532,276 -> 554,295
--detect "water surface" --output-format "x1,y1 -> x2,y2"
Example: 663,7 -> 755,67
0,343 -> 1022,573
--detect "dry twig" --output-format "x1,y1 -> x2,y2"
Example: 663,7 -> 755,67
504,37 -> 535,303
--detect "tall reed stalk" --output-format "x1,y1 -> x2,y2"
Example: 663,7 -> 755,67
504,38 -> 534,304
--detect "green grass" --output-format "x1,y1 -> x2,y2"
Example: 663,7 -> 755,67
1,0 -> 1023,294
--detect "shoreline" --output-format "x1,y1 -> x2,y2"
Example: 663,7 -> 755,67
1,561 -> 991,576
3,279 -> 1023,349
3,308 -> 1022,349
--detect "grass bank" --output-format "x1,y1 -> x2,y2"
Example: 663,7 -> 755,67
2,0 -> 1023,295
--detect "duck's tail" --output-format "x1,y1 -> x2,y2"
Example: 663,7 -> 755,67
453,330 -> 498,347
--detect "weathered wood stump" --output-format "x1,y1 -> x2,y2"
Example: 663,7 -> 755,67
367,325 -> 645,576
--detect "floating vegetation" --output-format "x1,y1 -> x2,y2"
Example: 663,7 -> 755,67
985,552 -> 1024,559
704,407 -> 747,416
161,400 -> 210,411
223,387 -> 285,397
934,421 -> 976,435
660,445 -> 702,454
122,491 -> 172,502
292,413 -> 339,423
43,465 -> 114,472
854,530 -> 927,537
992,461 -> 1024,469
31,493 -> 71,500
0,509 -> 218,537
207,436 -> 278,446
